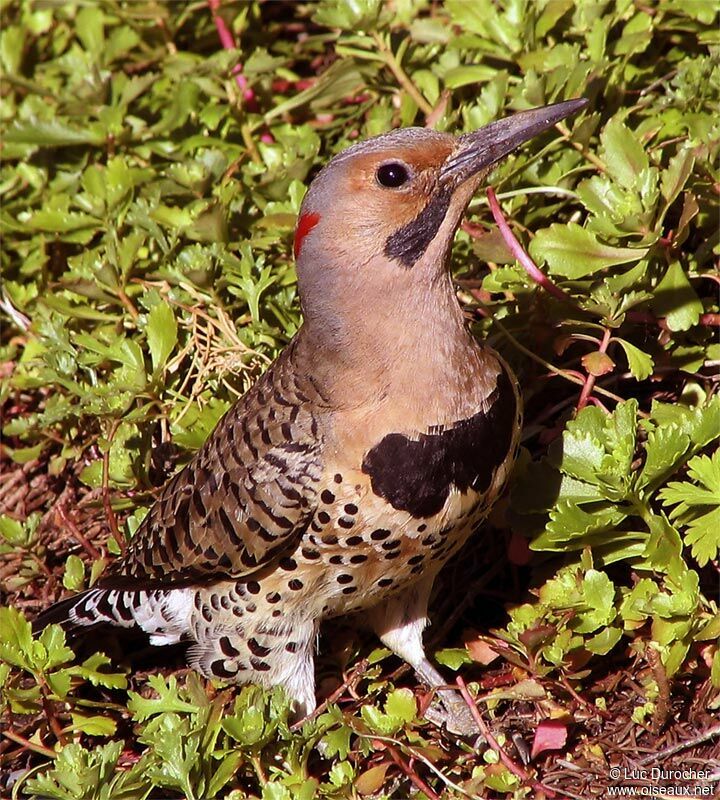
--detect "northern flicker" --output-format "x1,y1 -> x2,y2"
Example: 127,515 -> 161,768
36,99 -> 588,733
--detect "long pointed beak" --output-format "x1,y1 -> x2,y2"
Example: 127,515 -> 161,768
440,98 -> 589,185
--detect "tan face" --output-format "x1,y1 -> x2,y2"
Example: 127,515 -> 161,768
294,130 -> 457,270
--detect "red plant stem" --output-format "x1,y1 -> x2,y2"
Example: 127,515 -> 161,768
456,676 -> 564,799
55,504 -> 101,561
576,326 -> 612,412
207,0 -> 254,98
2,729 -> 57,759
39,682 -> 66,746
486,191 -> 719,332
487,187 -> 575,304
699,313 -> 720,327
386,744 -> 440,800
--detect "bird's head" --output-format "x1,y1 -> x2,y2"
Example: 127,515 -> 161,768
293,99 -> 587,340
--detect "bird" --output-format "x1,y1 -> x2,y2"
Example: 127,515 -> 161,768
35,98 -> 588,734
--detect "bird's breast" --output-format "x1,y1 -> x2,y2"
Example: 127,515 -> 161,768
360,364 -> 519,519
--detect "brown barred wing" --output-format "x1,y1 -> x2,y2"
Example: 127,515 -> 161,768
100,347 -> 326,589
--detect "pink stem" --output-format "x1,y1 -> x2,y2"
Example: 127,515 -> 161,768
576,326 -> 612,412
456,676 -> 564,799
207,0 -> 254,98
487,187 -> 575,304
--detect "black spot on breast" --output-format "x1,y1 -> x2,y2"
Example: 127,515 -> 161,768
384,187 -> 453,268
362,368 -> 517,519
212,659 -> 238,678
382,540 -> 401,551
248,638 -> 271,657
220,636 -> 240,657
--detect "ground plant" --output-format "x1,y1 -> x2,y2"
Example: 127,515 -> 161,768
1,1 -> 718,798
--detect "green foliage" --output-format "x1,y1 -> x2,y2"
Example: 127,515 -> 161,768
1,0 -> 718,797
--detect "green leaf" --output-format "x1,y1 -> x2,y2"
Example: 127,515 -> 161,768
600,117 -> 649,190
615,338 -> 654,381
0,606 -> 34,670
651,261 -> 703,331
384,687 -> 417,723
25,741 -> 123,800
38,624 -> 75,671
638,426 -> 689,491
575,569 -> 616,633
146,301 -> 178,373
660,146 -> 695,206
70,712 -> 117,736
4,119 -> 106,147
529,223 -> 648,278
435,647 -> 472,669
62,554 -> 86,591
128,674 -> 199,721
0,514 -> 25,545
660,451 -> 720,566
586,626 -> 623,655
559,413 -> 606,484
313,0 -> 382,30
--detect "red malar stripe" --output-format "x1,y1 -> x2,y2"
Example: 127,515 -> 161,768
294,212 -> 321,260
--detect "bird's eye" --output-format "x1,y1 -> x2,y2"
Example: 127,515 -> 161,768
376,162 -> 411,188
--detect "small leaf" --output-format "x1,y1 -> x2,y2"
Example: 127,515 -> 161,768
435,647 -> 472,670
660,146 -> 695,206
615,339 -> 654,380
146,301 -> 178,373
531,719 -> 568,759
651,261 -> 703,331
356,763 -> 390,795
70,712 -> 117,736
582,351 -> 615,376
600,117 -> 649,190
466,637 -> 501,665
529,223 -> 648,278
385,687 -> 417,723
63,554 -> 86,591
638,426 -> 689,490
586,625 -> 623,655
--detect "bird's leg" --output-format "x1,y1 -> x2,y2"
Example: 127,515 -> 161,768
258,615 -> 320,723
367,575 -> 479,737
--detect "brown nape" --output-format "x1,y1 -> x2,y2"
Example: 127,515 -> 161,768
35,101 -> 587,736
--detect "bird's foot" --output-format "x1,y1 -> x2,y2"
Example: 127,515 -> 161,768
423,689 -> 484,740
